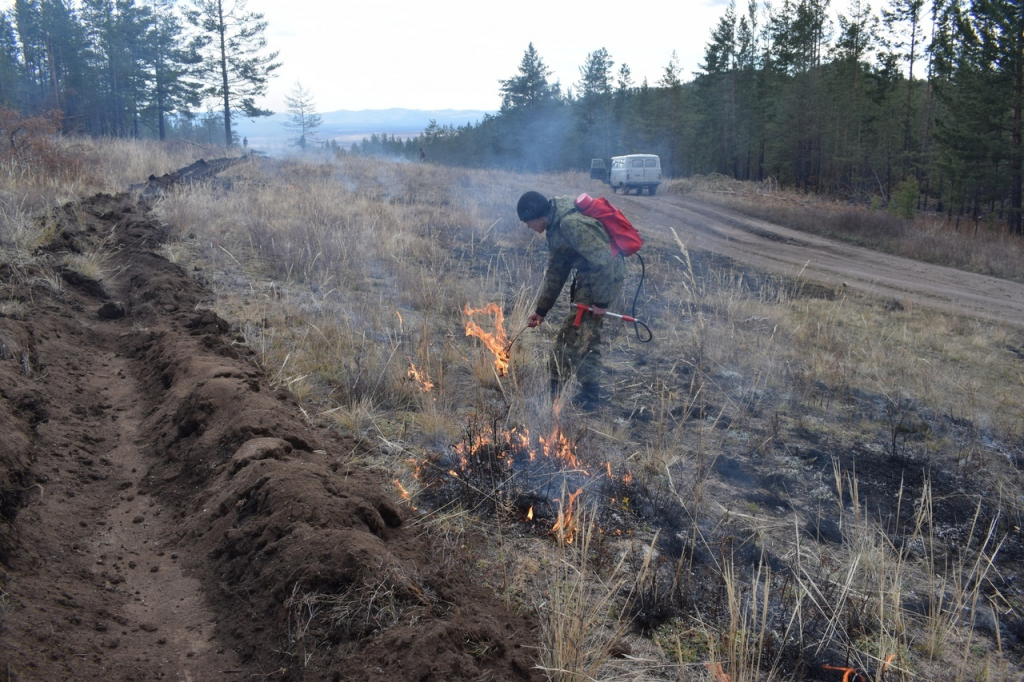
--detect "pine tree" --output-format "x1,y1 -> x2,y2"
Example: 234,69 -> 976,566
932,0 -> 1023,232
80,0 -> 157,136
883,0 -> 927,176
698,1 -> 739,175
657,52 -> 687,176
826,0 -> 880,191
573,47 -> 614,164
498,43 -> 556,112
283,81 -> 321,150
0,11 -> 22,107
13,0 -> 45,108
146,0 -> 202,140
38,0 -> 90,125
185,0 -> 279,146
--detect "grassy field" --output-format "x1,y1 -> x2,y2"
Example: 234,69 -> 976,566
4,142 -> 1024,680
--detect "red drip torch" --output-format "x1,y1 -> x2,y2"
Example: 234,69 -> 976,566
573,303 -> 636,326
573,303 -> 652,341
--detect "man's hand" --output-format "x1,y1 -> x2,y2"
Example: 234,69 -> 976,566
527,312 -> 545,328
590,306 -> 607,318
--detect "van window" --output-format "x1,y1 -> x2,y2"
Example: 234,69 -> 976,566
645,159 -> 658,168
632,159 -> 644,168
612,160 -> 624,169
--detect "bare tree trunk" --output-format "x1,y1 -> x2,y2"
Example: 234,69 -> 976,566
1012,42 -> 1023,235
217,0 -> 231,146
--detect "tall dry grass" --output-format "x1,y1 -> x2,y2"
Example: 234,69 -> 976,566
0,129 -> 219,263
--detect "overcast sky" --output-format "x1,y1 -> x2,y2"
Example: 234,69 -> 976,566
249,0 -> 730,112
0,0 -> 731,113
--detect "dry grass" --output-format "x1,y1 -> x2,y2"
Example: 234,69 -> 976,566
0,135 -> 212,212
537,511 -> 656,681
0,133 -> 218,268
5,143 -> 1013,680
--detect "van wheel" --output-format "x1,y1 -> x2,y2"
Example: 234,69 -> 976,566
648,185 -> 657,196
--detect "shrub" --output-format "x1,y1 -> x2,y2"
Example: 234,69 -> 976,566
889,177 -> 918,221
0,108 -> 85,181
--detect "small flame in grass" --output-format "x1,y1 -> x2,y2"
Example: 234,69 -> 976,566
526,506 -> 534,521
407,361 -> 434,392
706,662 -> 729,681
539,429 -> 580,470
539,401 -> 582,470
394,479 -> 411,500
551,488 -> 583,544
822,654 -> 894,682
821,666 -> 863,682
464,303 -> 510,376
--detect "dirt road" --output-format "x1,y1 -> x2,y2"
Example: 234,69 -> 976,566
608,192 -> 1024,327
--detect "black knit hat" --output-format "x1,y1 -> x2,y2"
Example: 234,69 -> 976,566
516,191 -> 550,222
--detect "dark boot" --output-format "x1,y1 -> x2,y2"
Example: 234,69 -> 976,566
574,383 -> 606,411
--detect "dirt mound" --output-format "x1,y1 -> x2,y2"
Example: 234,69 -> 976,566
130,156 -> 248,197
0,183 -> 540,680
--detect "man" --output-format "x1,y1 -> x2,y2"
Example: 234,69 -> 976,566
517,190 -> 625,409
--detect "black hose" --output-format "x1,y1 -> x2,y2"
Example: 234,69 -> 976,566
630,254 -> 651,342
633,318 -> 653,342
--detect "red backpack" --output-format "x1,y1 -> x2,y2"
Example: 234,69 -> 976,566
575,193 -> 643,256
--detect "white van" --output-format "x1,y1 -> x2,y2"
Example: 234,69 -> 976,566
608,154 -> 661,195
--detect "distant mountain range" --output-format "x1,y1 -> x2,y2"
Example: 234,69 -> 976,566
235,108 -> 491,150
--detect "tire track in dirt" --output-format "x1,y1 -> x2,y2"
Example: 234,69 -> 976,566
611,192 -> 1024,327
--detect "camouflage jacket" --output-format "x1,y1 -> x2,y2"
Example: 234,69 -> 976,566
534,196 -> 623,316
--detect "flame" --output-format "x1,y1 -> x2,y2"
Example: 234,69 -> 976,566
822,665 -> 865,682
526,506 -> 534,521
821,655 -> 892,682
506,428 -> 530,453
623,470 -> 634,483
540,428 -> 580,470
541,401 -> 581,470
464,304 -> 510,375
551,488 -> 583,544
407,361 -> 434,392
452,432 -> 496,468
394,479 -> 411,500
706,662 -> 730,681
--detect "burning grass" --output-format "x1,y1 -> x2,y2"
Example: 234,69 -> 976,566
464,303 -> 512,376
140,152 -> 1024,680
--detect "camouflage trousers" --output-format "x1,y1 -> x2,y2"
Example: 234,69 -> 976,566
549,260 -> 625,392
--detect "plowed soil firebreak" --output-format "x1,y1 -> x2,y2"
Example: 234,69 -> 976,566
0,161 -> 540,681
